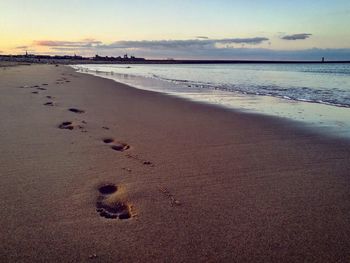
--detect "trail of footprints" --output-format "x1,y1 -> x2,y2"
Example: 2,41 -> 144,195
17,71 -> 165,220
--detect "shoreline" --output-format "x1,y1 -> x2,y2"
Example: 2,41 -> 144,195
1,64 -> 350,262
74,64 -> 350,141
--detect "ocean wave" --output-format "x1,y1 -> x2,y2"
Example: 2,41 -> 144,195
151,75 -> 350,108
300,68 -> 350,75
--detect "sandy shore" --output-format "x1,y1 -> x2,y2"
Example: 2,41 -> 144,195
1,64 -> 350,262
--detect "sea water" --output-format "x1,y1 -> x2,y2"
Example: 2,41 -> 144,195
72,63 -> 350,139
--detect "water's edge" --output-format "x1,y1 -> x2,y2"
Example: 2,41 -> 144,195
71,64 -> 350,140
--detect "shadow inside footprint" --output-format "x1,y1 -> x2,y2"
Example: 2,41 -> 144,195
99,184 -> 117,194
69,108 -> 85,114
44,102 -> 54,106
103,138 -> 114,144
96,184 -> 131,220
111,143 -> 129,152
58,121 -> 74,130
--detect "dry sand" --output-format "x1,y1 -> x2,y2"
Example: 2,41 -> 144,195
1,64 -> 350,262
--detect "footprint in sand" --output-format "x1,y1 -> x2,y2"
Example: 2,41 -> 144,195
58,121 -> 74,130
103,138 -> 114,144
68,108 -> 85,114
111,143 -> 130,151
102,138 -> 130,152
31,91 -> 39,94
37,87 -> 47,91
125,153 -> 154,167
58,121 -> 87,132
95,184 -> 132,220
44,101 -> 54,106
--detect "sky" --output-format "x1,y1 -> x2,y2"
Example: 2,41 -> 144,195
1,0 -> 350,60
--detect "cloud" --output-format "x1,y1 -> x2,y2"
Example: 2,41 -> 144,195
29,37 -> 350,60
281,33 -> 312,40
196,36 -> 209,39
16,45 -> 29,49
217,37 -> 269,45
99,37 -> 269,50
34,37 -> 269,52
34,39 -> 102,48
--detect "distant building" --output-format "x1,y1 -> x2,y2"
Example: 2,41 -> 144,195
0,52 -> 145,64
92,53 -> 145,62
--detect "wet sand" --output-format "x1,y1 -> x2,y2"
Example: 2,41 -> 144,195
1,64 -> 350,262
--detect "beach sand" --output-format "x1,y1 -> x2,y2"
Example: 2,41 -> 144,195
1,64 -> 350,262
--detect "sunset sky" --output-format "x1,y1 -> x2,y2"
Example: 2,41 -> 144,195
1,0 -> 350,60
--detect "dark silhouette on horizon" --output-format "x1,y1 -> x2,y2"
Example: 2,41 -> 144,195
0,52 -> 349,64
